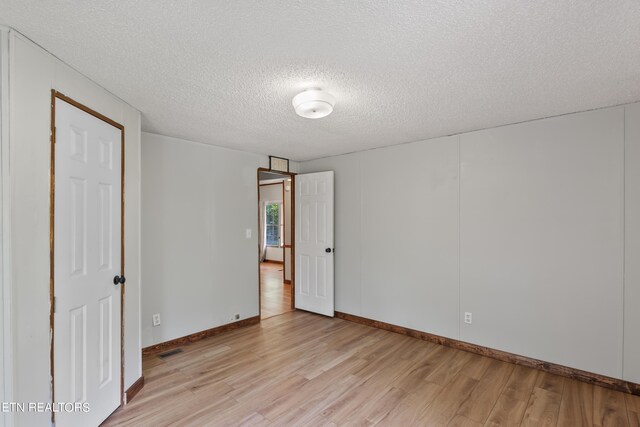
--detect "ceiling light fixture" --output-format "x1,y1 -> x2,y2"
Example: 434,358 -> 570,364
292,88 -> 335,119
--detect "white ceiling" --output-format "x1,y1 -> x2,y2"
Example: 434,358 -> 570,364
1,1 -> 639,161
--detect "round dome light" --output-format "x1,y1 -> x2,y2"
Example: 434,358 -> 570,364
292,89 -> 335,119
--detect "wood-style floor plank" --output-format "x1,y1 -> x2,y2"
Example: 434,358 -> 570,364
520,387 -> 562,427
503,365 -> 540,402
627,393 -> 640,426
557,379 -> 592,426
456,359 -> 514,423
417,374 -> 480,426
376,381 -> 443,426
103,311 -> 640,426
594,386 -> 630,427
449,414 -> 484,427
484,394 -> 529,427
260,261 -> 292,319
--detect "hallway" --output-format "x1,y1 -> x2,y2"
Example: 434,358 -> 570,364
260,261 -> 292,319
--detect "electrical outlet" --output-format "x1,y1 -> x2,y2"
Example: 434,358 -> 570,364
464,312 -> 472,325
245,229 -> 252,239
152,313 -> 161,327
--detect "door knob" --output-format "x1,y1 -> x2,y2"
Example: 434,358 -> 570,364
325,248 -> 332,253
113,275 -> 126,285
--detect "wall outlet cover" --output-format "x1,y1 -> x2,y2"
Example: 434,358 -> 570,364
152,313 -> 161,327
464,312 -> 472,324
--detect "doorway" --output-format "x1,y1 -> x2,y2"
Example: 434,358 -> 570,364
257,168 -> 295,319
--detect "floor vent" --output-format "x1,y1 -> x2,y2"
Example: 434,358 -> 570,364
158,348 -> 183,359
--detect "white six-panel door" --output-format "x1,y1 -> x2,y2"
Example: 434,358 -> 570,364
54,98 -> 122,426
295,171 -> 334,317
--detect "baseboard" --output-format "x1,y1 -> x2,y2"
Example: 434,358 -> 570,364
125,376 -> 144,404
264,259 -> 283,264
284,279 -> 291,284
335,311 -> 640,396
142,315 -> 260,356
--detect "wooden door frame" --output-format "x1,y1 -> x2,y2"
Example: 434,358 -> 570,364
257,167 -> 296,317
259,181 -> 284,267
49,90 -> 126,420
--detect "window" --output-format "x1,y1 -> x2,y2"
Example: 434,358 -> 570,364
265,203 -> 283,247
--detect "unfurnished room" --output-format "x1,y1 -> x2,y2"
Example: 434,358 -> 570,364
0,1 -> 640,426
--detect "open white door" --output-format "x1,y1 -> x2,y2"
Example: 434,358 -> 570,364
295,171 -> 334,316
54,98 -> 122,426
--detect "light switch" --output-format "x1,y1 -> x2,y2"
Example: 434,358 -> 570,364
245,228 -> 252,239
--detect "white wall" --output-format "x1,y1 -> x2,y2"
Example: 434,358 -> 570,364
300,136 -> 460,338
6,30 -> 142,426
300,103 -> 640,382
459,109 -> 623,378
141,132 -> 267,347
625,103 -> 640,383
0,26 -> 9,427
265,247 -> 283,262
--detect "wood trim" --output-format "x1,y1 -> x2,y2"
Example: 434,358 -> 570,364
283,244 -> 292,248
54,92 -> 124,131
50,90 -> 127,416
262,182 -> 286,275
257,170 -> 263,318
282,180 -> 286,291
283,279 -> 291,284
257,167 -> 297,316
290,173 -> 296,310
291,174 -> 295,310
264,259 -> 283,264
49,90 -> 56,425
125,376 -> 144,404
335,311 -> 640,396
120,103 -> 126,406
142,315 -> 260,356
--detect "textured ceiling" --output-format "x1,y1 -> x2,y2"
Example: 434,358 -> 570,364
1,1 -> 639,161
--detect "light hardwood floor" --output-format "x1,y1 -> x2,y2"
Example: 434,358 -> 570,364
104,311 -> 640,426
260,261 -> 292,319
